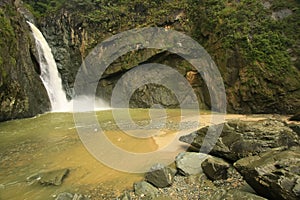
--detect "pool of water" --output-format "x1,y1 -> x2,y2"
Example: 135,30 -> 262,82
0,109 -> 271,199
0,109 -> 207,199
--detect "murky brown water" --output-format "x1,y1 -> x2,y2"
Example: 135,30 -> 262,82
0,109 -> 273,199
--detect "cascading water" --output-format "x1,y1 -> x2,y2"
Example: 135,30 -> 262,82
27,22 -> 109,112
27,22 -> 70,112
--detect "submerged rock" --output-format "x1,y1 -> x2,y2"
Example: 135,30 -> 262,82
27,168 -> 69,186
234,146 -> 300,200
175,152 -> 208,176
145,163 -> 175,188
180,119 -> 299,161
201,156 -> 230,181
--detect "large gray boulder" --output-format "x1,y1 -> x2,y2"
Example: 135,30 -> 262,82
145,163 -> 175,188
210,189 -> 267,200
175,152 -> 208,175
201,156 -> 230,181
234,146 -> 300,200
180,119 -> 299,161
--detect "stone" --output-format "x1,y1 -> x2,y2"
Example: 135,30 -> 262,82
55,192 -> 73,200
55,192 -> 90,200
209,189 -> 267,200
119,191 -> 131,200
221,190 -> 267,200
239,183 -> 257,194
27,168 -> 69,186
180,119 -> 299,161
133,181 -> 159,199
39,168 -> 69,186
145,163 -> 175,188
175,152 -> 208,176
201,156 -> 230,180
234,146 -> 300,200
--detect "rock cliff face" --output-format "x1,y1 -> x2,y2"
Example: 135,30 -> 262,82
0,0 -> 50,122
33,0 -> 210,108
189,0 -> 300,114
2,0 -> 298,119
26,0 -> 299,114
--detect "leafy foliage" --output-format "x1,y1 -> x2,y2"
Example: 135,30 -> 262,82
187,0 -> 299,76
23,0 -> 182,22
0,8 -> 15,39
22,0 -> 300,74
0,5 -> 18,87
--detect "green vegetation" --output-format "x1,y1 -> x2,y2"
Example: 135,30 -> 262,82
0,6 -> 17,86
23,0 -> 66,18
21,0 -> 300,77
23,0 -> 189,57
23,0 -> 187,26
187,0 -> 299,78
0,8 -> 15,41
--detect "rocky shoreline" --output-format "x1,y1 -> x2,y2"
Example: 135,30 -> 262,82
53,116 -> 300,200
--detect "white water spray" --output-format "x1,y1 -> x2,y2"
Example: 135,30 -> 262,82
28,22 -> 70,112
27,22 -> 109,112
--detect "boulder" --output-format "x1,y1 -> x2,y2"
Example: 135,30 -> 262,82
201,156 -> 230,181
180,119 -> 299,161
234,146 -> 300,200
175,152 -> 208,176
133,181 -> 159,199
210,189 -> 267,200
221,189 -> 267,200
145,163 -> 175,188
27,168 -> 69,186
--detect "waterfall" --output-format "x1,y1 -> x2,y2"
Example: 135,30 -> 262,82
27,22 -> 110,112
28,22 -> 70,112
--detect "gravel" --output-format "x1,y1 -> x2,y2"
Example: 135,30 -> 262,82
86,165 -> 248,200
